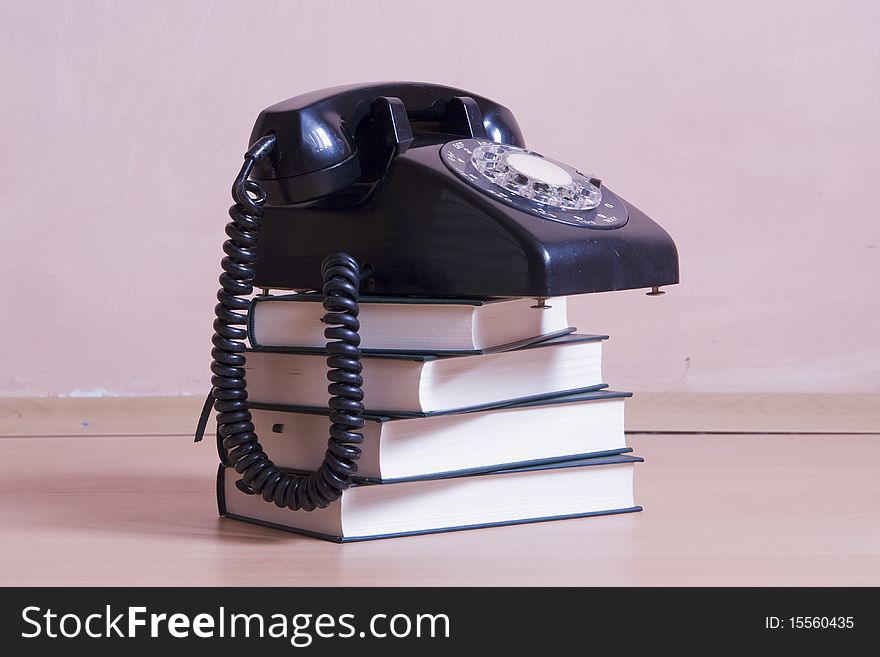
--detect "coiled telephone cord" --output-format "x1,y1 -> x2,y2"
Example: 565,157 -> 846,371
209,134 -> 365,510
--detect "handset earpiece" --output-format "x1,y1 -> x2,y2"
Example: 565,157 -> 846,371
248,83 -> 524,204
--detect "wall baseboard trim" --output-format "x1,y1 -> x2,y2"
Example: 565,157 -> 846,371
624,392 -> 879,435
1,393 -> 878,438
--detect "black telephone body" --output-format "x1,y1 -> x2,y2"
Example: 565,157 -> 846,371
248,82 -> 678,298
206,82 -> 678,514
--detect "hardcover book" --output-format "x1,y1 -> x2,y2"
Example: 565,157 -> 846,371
218,454 -> 643,542
249,294 -> 572,354
240,389 -> 633,482
243,333 -> 607,415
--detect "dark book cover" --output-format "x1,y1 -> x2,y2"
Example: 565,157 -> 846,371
204,386 -> 627,453
217,453 -> 644,543
248,328 -> 601,356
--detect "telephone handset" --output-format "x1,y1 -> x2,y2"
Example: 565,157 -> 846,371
204,82 -> 679,512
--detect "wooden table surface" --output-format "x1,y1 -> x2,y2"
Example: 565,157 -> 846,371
1,432 -> 877,586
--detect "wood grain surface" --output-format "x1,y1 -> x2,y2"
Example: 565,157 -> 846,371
0,432 -> 877,586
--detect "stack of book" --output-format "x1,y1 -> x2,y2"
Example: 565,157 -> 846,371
216,295 -> 642,542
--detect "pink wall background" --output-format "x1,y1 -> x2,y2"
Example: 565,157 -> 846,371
1,0 -> 877,397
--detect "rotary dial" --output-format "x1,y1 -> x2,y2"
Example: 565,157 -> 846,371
470,142 -> 602,211
441,139 -> 627,229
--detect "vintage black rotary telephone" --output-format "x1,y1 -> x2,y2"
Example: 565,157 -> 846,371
202,82 -> 678,512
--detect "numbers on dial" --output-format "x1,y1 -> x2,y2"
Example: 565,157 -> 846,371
440,139 -> 628,230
